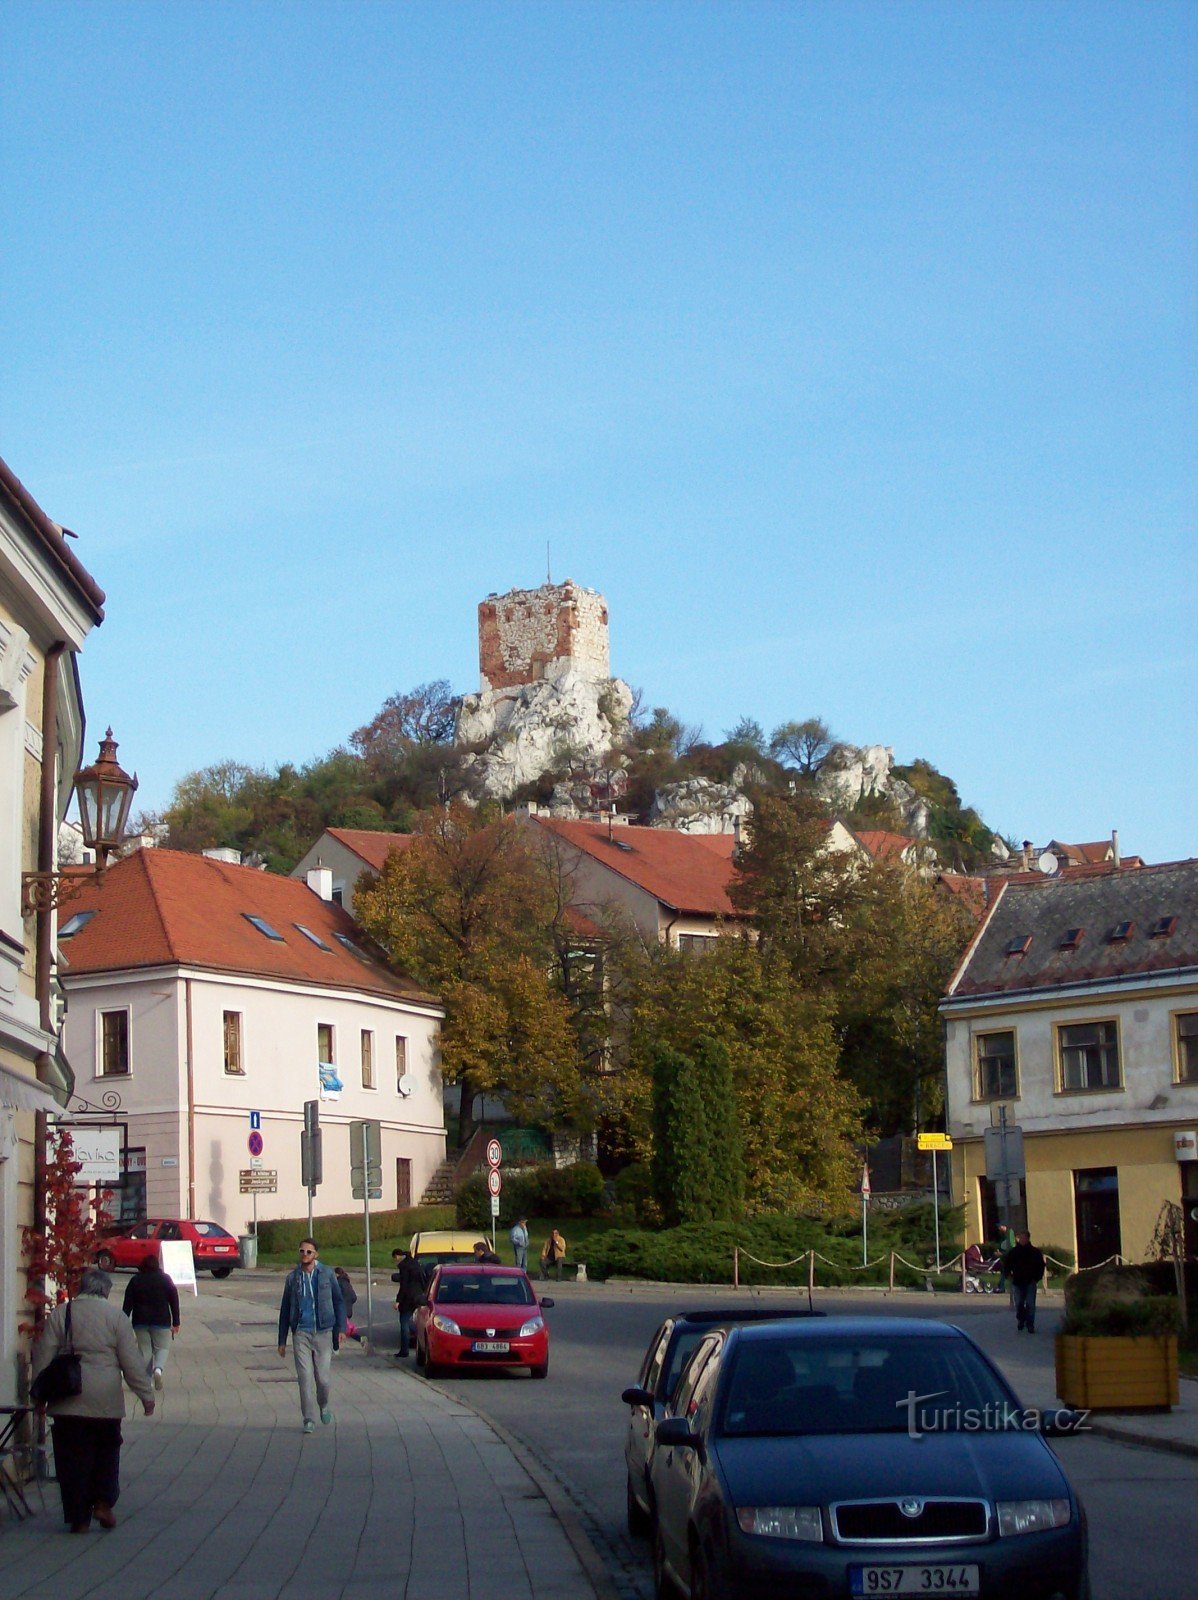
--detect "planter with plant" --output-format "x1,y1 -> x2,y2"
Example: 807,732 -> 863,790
1055,1264 -> 1181,1411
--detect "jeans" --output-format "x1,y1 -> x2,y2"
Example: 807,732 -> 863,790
1013,1281 -> 1038,1331
292,1328 -> 333,1424
52,1417 -> 122,1526
512,1245 -> 528,1270
134,1324 -> 172,1379
397,1310 -> 415,1357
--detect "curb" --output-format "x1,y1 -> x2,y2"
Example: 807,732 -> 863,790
1086,1420 -> 1198,1460
382,1351 -> 621,1600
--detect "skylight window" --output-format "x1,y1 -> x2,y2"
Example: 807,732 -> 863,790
242,914 -> 285,942
334,933 -> 369,961
1109,921 -> 1134,943
294,924 -> 332,951
1004,935 -> 1032,957
58,910 -> 97,939
1059,928 -> 1084,951
1150,916 -> 1178,939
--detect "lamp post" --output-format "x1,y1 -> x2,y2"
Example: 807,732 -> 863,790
21,729 -> 138,914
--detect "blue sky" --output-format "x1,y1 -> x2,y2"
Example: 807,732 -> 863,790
6,2 -> 1195,861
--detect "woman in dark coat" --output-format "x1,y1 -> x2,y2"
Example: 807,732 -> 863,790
33,1268 -> 155,1532
122,1251 -> 181,1390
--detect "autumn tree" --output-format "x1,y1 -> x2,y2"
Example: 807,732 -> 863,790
355,804 -> 604,1142
23,1130 -> 113,1326
770,717 -> 834,777
628,936 -> 860,1213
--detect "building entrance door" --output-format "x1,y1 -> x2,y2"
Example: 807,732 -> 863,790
1074,1167 -> 1121,1268
396,1157 -> 412,1210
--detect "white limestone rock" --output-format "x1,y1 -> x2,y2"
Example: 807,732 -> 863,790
456,670 -> 632,802
649,777 -> 752,834
814,744 -> 930,837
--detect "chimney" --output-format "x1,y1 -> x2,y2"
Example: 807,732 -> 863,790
306,863 -> 334,901
1111,829 -> 1121,868
1020,840 -> 1033,872
202,846 -> 242,865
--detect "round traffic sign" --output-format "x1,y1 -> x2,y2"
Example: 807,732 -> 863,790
485,1138 -> 502,1169
248,1130 -> 264,1157
486,1167 -> 502,1197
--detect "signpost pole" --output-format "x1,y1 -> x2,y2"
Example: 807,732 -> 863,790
932,1149 -> 941,1273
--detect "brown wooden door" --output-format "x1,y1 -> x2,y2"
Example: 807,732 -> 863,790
396,1157 -> 412,1210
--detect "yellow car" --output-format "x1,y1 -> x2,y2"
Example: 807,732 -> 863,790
408,1229 -> 487,1284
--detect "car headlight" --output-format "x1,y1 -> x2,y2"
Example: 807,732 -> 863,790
518,1316 -> 545,1337
431,1313 -> 461,1336
996,1499 -> 1072,1536
736,1506 -> 823,1542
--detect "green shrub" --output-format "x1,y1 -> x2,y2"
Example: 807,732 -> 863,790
612,1161 -> 656,1225
256,1204 -> 454,1255
454,1162 -> 607,1229
1061,1263 -> 1182,1337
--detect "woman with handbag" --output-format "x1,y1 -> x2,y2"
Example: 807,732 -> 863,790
32,1267 -> 156,1533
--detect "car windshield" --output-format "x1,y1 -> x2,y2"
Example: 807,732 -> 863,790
435,1274 -> 535,1306
719,1334 -> 1019,1437
191,1223 -> 234,1239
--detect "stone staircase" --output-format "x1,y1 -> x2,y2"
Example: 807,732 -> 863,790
419,1155 -> 460,1205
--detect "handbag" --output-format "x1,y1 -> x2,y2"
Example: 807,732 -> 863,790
31,1303 -> 83,1405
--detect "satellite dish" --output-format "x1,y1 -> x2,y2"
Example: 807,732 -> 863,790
1037,851 -> 1058,875
398,1073 -> 414,1097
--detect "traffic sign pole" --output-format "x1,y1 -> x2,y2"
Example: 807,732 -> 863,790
933,1149 -> 940,1272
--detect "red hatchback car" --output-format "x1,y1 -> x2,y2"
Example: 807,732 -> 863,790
415,1264 -> 553,1379
95,1219 -> 240,1278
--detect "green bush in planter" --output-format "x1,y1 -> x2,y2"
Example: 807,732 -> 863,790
1061,1263 -> 1183,1338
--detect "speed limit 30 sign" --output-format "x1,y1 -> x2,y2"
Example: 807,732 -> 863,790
485,1138 -> 502,1169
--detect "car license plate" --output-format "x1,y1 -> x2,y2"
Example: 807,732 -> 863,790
472,1340 -> 510,1353
850,1566 -> 979,1596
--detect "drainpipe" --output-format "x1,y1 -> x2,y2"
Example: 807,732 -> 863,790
185,977 -> 196,1219
32,643 -> 65,1330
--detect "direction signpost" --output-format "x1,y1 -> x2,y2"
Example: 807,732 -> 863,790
245,1118 -> 269,1239
917,1132 -> 954,1271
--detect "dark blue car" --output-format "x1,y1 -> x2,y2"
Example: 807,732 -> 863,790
650,1317 -> 1088,1600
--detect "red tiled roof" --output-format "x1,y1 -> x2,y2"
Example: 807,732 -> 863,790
852,829 -> 914,861
324,828 -> 413,873
934,873 -> 990,919
532,818 -> 744,919
59,849 -> 437,1006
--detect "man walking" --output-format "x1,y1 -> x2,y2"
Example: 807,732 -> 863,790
509,1216 -> 529,1270
278,1238 -> 346,1433
1003,1229 -> 1046,1333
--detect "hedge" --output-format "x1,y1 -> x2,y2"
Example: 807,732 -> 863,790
255,1203 -> 455,1255
456,1162 -> 606,1229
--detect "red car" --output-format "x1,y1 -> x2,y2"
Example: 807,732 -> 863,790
94,1219 -> 240,1278
415,1263 -> 553,1379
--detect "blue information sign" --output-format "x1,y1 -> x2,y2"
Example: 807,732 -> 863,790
249,1111 -> 261,1130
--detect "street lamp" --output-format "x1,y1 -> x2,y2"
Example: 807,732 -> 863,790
21,728 -> 138,914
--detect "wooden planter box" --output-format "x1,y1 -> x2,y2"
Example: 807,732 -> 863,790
1054,1333 -> 1179,1411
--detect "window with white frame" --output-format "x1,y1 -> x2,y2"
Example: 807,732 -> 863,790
975,1030 -> 1017,1100
395,1035 -> 408,1093
1176,1013 -> 1198,1085
361,1029 -> 375,1089
223,1011 -> 244,1075
1058,1020 -> 1121,1092
99,1009 -> 130,1076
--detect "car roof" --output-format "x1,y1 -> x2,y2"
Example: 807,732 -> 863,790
435,1262 -> 529,1276
732,1316 -> 967,1343
674,1308 -> 825,1327
409,1231 -> 483,1251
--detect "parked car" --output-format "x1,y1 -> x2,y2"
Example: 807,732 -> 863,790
94,1218 -> 240,1278
621,1306 -> 826,1538
649,1316 -> 1088,1600
408,1229 -> 488,1285
414,1263 -> 554,1378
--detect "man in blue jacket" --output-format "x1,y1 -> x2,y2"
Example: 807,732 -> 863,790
277,1238 -> 346,1434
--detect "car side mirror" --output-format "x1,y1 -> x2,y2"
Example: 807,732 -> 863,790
540,1297 -> 554,1310
656,1416 -> 700,1450
622,1385 -> 653,1408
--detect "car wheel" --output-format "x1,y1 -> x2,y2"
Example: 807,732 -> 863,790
626,1474 -> 652,1538
210,1266 -> 233,1279
530,1359 -> 549,1380
96,1250 -> 114,1272
653,1522 -> 679,1599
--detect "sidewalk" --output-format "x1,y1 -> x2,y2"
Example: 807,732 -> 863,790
0,1283 -> 606,1600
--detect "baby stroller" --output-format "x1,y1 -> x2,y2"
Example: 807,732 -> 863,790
963,1246 -> 1003,1293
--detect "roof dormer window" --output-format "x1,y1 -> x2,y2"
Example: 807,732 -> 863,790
1059,928 -> 1084,951
1004,935 -> 1032,957
242,914 -> 284,942
1109,920 -> 1134,943
1150,916 -> 1178,938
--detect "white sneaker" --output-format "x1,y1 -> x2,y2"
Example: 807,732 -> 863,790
153,1368 -> 164,1391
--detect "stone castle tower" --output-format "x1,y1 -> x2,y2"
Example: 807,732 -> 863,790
477,580 -> 611,692
456,579 -> 632,802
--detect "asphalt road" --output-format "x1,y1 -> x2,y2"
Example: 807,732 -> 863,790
394,1279 -> 1198,1600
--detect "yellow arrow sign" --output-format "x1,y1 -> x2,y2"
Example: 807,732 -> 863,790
917,1133 -> 953,1151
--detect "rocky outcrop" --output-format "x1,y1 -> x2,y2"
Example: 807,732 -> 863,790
648,776 -> 753,835
456,671 -> 633,802
815,744 -> 930,837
